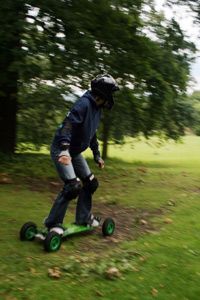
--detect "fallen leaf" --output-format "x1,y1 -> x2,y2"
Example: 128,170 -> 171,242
137,167 -> 148,173
159,264 -> 167,268
181,172 -> 188,177
151,288 -> 158,297
139,276 -> 144,281
132,266 -> 140,272
29,267 -> 37,274
26,257 -> 33,262
137,178 -> 145,184
164,218 -> 173,224
140,219 -> 148,225
109,237 -> 120,243
139,256 -> 147,262
167,200 -> 176,206
50,181 -> 61,187
0,174 -> 13,184
105,267 -> 121,279
95,290 -> 104,297
48,267 -> 62,279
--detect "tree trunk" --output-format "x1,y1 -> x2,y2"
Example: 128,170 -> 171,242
0,75 -> 18,153
0,2 -> 24,153
102,113 -> 111,160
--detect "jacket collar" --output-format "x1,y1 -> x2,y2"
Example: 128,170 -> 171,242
85,90 -> 99,108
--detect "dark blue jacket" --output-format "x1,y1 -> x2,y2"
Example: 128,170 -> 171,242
53,91 -> 101,156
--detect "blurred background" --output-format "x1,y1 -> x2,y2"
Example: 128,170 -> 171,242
0,0 -> 200,158
1,2 -> 200,299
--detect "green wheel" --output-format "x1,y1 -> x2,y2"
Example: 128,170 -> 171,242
20,222 -> 37,241
44,232 -> 62,252
102,218 -> 115,236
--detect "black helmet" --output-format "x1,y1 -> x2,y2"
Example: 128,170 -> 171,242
91,74 -> 119,109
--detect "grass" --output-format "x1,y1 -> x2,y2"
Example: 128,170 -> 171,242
1,135 -> 200,299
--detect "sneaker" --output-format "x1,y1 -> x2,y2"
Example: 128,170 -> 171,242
49,225 -> 64,235
88,215 -> 101,227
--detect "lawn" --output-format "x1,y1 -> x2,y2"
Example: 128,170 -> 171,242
0,135 -> 200,300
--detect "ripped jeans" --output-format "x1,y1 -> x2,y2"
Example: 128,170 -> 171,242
45,143 -> 94,228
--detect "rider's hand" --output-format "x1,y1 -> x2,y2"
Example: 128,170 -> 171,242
58,155 -> 71,165
97,158 -> 105,169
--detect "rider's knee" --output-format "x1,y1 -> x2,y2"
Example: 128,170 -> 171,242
83,174 -> 99,194
63,178 -> 82,200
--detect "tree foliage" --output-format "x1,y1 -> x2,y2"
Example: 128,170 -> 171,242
0,0 -> 197,157
168,0 -> 200,21
187,91 -> 200,136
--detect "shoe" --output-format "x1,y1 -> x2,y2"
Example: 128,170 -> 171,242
49,225 -> 65,235
88,215 -> 101,227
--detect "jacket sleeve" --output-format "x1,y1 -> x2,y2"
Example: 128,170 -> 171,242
90,133 -> 101,162
57,100 -> 87,151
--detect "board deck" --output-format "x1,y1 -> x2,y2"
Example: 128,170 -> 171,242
35,224 -> 94,239
62,224 -> 93,237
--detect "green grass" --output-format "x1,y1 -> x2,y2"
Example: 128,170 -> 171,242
1,135 -> 200,299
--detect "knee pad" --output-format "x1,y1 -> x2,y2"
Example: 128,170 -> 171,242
63,178 -> 82,201
83,174 -> 99,194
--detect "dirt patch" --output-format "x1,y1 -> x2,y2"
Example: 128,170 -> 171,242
94,203 -> 163,242
56,201 -> 164,252
24,177 -> 59,193
63,203 -> 165,252
24,177 -> 166,251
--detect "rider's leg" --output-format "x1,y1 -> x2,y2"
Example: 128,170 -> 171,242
72,154 -> 99,225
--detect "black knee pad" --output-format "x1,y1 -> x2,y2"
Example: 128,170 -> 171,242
63,178 -> 82,201
83,174 -> 99,194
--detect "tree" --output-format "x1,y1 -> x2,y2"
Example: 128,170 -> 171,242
0,1 -> 26,153
0,0 -> 145,153
99,16 -> 196,158
168,0 -> 200,21
187,91 -> 200,135
0,0 -> 197,157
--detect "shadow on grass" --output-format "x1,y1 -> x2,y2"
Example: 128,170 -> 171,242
105,157 -> 176,169
0,152 -> 177,180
